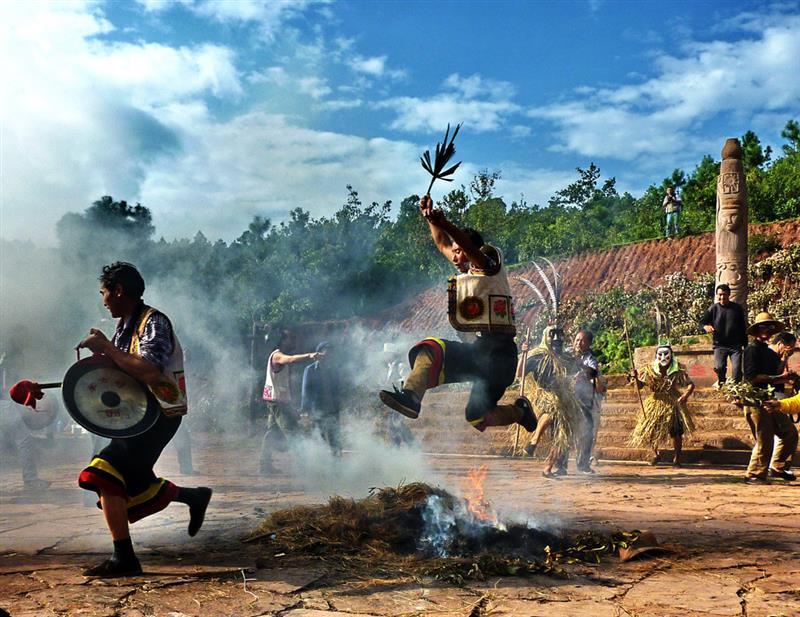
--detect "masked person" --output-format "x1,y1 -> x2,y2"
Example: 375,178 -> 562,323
522,326 -> 584,477
378,195 -> 537,436
628,344 -> 695,466
260,329 -> 325,474
77,262 -> 212,578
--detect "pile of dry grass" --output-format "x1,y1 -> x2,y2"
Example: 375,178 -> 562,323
249,483 -> 452,557
247,483 -> 638,586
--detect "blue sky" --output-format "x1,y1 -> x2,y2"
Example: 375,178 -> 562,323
2,0 -> 799,243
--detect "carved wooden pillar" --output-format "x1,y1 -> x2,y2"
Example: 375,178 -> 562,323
716,138 -> 748,311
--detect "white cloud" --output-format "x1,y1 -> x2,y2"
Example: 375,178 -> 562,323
348,54 -> 406,80
138,110 -> 424,239
0,2 -> 239,243
297,76 -> 332,99
528,13 -> 800,161
0,2 -> 427,245
319,98 -> 364,111
494,164 -> 582,208
379,73 -> 521,133
443,73 -> 515,100
350,54 -> 387,76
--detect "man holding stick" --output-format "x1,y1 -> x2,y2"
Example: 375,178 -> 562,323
378,195 -> 537,436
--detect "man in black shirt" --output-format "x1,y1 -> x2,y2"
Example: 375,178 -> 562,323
742,313 -> 797,483
700,284 -> 747,387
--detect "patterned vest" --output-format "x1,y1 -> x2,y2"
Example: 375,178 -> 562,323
130,307 -> 188,417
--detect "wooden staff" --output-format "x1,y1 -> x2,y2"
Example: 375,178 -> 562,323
623,317 -> 646,417
513,326 -> 531,456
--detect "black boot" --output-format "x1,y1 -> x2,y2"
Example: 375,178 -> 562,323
83,538 -> 142,577
176,487 -> 213,537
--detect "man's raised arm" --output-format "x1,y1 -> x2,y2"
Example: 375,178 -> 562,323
419,195 -> 487,270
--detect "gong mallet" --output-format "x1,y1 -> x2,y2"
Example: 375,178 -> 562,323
9,380 -> 61,409
512,326 -> 532,457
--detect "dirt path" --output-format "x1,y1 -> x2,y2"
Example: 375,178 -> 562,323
2,437 -> 799,617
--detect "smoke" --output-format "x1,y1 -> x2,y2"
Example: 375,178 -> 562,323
286,418 -> 435,497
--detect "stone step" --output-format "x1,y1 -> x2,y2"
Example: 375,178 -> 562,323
595,429 -> 752,450
605,387 -> 729,402
595,447 -> 800,466
598,415 -> 750,432
599,402 -> 744,417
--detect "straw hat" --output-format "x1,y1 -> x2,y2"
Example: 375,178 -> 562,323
746,312 -> 785,336
618,530 -> 672,562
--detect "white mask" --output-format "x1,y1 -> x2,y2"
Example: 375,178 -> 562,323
655,348 -> 672,367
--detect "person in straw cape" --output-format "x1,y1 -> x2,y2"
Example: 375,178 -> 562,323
628,344 -> 695,466
521,325 -> 584,477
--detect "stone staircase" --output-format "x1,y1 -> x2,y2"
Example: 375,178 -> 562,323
408,378 -> 800,466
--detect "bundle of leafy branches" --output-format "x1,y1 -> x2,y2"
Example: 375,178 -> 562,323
721,381 -> 775,407
246,483 -> 640,585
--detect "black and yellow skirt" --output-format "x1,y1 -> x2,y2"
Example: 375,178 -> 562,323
79,414 -> 181,523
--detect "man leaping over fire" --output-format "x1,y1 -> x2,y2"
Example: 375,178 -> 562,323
378,194 -> 537,435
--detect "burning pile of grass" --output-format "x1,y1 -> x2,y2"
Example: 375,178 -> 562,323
247,482 -> 640,585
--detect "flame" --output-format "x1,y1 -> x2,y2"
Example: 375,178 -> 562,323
461,465 -> 497,524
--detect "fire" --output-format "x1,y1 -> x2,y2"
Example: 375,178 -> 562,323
461,465 -> 497,524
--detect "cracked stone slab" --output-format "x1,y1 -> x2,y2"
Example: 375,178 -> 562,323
283,611 -> 381,617
249,566 -> 326,594
489,597 -> 621,617
621,570 -> 742,615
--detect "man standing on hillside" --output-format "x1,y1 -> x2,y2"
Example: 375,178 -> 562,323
663,186 -> 682,238
700,283 -> 748,388
378,195 -> 537,436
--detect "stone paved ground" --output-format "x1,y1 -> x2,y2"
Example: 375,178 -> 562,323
1,434 -> 800,617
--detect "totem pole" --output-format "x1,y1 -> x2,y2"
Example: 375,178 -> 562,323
716,138 -> 748,311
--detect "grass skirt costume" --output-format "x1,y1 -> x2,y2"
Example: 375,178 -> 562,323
628,362 -> 695,449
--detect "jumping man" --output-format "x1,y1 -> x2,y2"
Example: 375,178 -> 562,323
379,195 -> 537,434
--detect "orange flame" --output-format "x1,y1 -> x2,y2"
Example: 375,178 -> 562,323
461,465 -> 497,524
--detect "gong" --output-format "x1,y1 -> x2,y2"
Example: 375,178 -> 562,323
61,355 -> 160,438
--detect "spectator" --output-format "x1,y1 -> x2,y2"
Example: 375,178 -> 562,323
260,329 -> 324,474
572,329 -> 607,473
700,283 -> 748,388
301,341 -> 342,456
663,187 -> 682,238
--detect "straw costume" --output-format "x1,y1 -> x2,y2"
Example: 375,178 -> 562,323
522,326 -> 584,475
628,345 -> 695,465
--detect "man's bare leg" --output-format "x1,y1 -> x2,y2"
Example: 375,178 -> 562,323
83,492 -> 142,577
